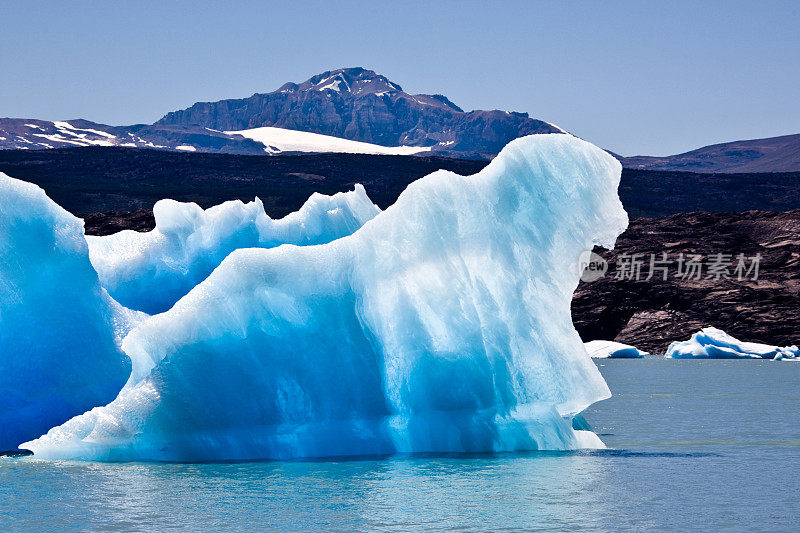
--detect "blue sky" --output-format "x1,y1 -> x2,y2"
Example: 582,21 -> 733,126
1,1 -> 797,156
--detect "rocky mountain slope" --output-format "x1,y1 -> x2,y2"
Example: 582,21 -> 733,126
156,67 -> 562,158
0,118 -> 268,154
5,66 -> 798,167
1,68 -> 561,158
621,133 -> 800,173
0,117 -> 427,156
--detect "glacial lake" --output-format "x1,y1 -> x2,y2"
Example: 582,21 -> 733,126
2,358 -> 798,531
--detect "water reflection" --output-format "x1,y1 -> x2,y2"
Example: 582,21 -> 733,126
3,359 -> 799,531
2,453 -> 610,531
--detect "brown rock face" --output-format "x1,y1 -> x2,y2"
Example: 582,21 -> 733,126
572,210 -> 800,353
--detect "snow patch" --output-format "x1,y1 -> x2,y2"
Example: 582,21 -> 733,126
544,121 -> 569,134
31,133 -> 91,147
54,121 -> 117,139
314,73 -> 351,93
227,126 -> 431,155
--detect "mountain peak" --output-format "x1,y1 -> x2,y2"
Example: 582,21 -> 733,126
291,67 -> 403,96
153,67 -> 563,156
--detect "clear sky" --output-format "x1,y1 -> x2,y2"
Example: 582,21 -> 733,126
1,1 -> 797,156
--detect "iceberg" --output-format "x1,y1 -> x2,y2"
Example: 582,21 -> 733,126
584,340 -> 646,359
88,186 -> 379,314
0,173 -> 143,451
666,327 -> 799,360
24,134 -> 628,461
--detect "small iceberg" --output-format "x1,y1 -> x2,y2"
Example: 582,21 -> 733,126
666,327 -> 799,360
584,340 -> 647,359
23,134 -> 628,461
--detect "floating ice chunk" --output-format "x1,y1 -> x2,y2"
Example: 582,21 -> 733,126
0,173 -> 144,450
25,134 -> 627,461
666,327 -> 799,360
87,186 -> 379,314
584,340 -> 647,359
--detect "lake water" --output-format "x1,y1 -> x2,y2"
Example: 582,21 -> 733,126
2,358 -> 798,531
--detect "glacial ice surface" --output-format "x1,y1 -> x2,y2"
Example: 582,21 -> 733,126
25,134 -> 628,461
0,173 -> 143,450
584,340 -> 646,359
88,186 -> 379,314
666,327 -> 799,360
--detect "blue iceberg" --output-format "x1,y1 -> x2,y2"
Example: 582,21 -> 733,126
0,174 -> 144,450
666,327 -> 799,360
23,134 -> 628,461
584,340 -> 647,359
87,187 -> 379,314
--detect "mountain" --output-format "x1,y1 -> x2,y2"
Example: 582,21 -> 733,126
0,117 -> 434,156
10,66 -> 796,166
0,68 -> 562,158
156,67 -> 562,158
621,133 -> 800,173
0,118 -> 270,154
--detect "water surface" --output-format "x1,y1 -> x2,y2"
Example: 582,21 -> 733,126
2,358 -> 798,531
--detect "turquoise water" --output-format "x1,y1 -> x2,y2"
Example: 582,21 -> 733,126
2,358 -> 799,531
